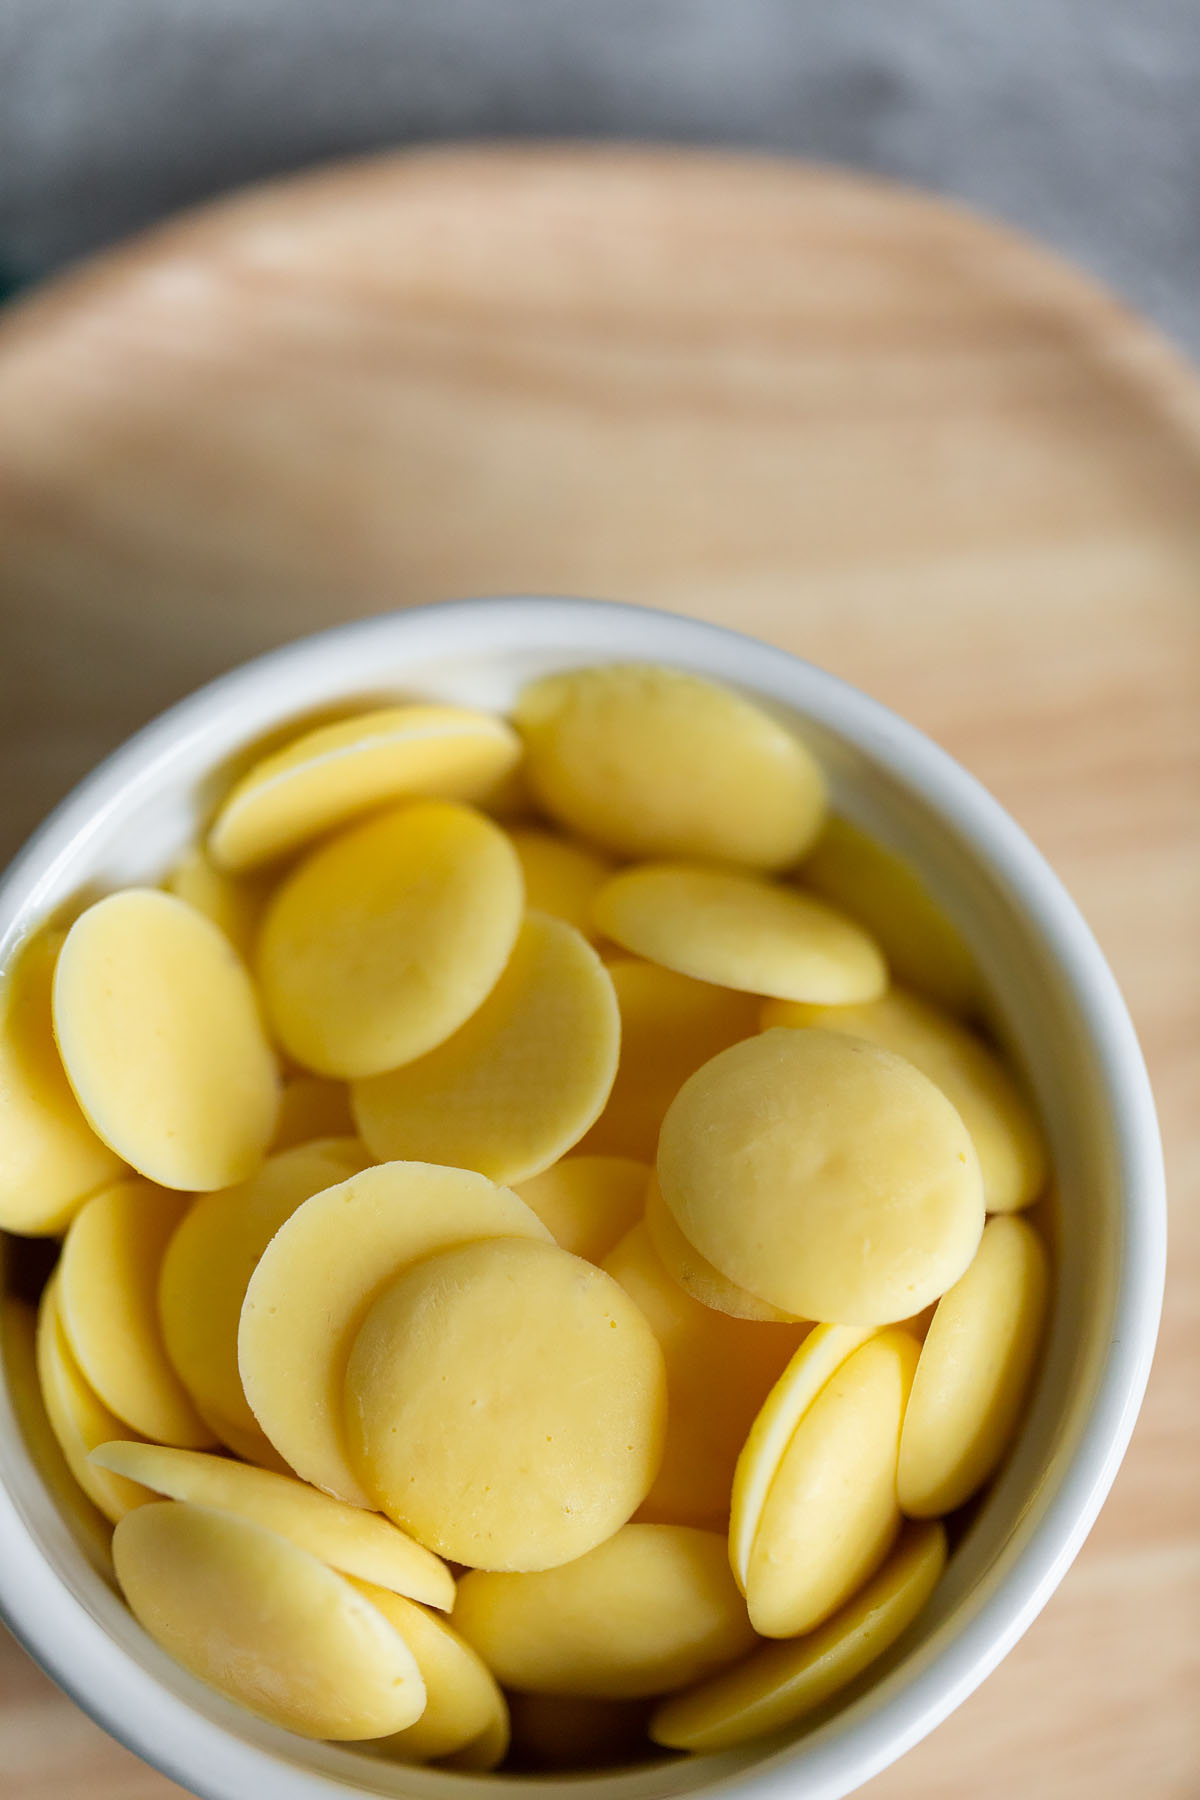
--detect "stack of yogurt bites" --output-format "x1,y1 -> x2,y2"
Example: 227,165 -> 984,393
0,665 -> 1049,1769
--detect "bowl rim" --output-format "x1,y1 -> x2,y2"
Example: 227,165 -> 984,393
0,595 -> 1166,1800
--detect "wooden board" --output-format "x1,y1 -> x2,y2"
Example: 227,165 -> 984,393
0,146 -> 1197,1800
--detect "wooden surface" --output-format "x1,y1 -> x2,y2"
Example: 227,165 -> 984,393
0,146 -> 1197,1800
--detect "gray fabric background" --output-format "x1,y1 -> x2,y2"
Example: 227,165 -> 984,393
0,0 -> 1198,355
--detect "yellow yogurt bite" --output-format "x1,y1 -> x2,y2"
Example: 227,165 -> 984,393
1,1295 -> 113,1570
514,664 -> 827,868
579,959 -> 760,1162
761,987 -> 1047,1213
742,1330 -> 920,1637
59,1179 -> 213,1448
163,846 -> 268,963
593,864 -> 887,1003
658,1029 -> 985,1324
208,704 -> 522,871
0,931 -> 127,1236
643,1177 -> 802,1324
729,1324 -> 877,1589
351,912 -> 620,1185
800,815 -> 978,1015
651,1520 -> 947,1752
603,1222 -> 806,1529
514,1156 -> 650,1263
158,1137 -> 368,1454
454,1524 -> 756,1698
52,890 -> 280,1191
352,1582 -> 509,1766
898,1213 -> 1050,1516
343,1237 -> 667,1571
112,1502 -> 427,1739
90,1441 -> 454,1609
505,827 -> 614,938
257,800 -> 523,1079
238,1161 -> 552,1506
35,1275 -> 154,1526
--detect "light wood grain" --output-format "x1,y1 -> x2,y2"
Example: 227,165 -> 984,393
0,146 -> 1197,1800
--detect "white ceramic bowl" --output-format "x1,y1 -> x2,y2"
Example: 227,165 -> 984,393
0,597 -> 1165,1800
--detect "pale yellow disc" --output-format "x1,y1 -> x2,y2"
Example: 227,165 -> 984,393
579,958 -> 760,1162
593,864 -> 888,1004
508,1694 -> 652,1770
344,1237 -> 667,1571
351,912 -> 620,1185
2,1295 -> 112,1568
515,1156 -> 650,1263
353,1581 -> 507,1764
209,704 -> 522,871
745,1329 -> 920,1638
761,988 -> 1047,1213
163,847 -> 268,963
271,1076 -> 356,1151
239,1161 -> 552,1506
112,1502 -> 426,1739
602,1223 -> 806,1529
801,816 -> 977,1015
0,930 -> 126,1236
651,1520 -> 947,1752
643,1177 -> 801,1325
730,1324 -> 876,1589
90,1442 -> 454,1609
35,1275 -> 154,1525
59,1179 -> 213,1447
52,889 -> 280,1191
898,1213 -> 1050,1516
514,664 -> 827,870
507,827 -> 614,938
658,1029 -> 985,1324
158,1137 -> 367,1444
257,800 -> 523,1079
453,1523 -> 756,1699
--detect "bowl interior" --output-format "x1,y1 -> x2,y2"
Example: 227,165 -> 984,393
0,598 -> 1163,1800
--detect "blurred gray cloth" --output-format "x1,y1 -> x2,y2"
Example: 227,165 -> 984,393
1,0 -> 1198,356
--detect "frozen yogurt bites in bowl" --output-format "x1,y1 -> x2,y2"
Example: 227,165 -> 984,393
0,597 -> 1164,1800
